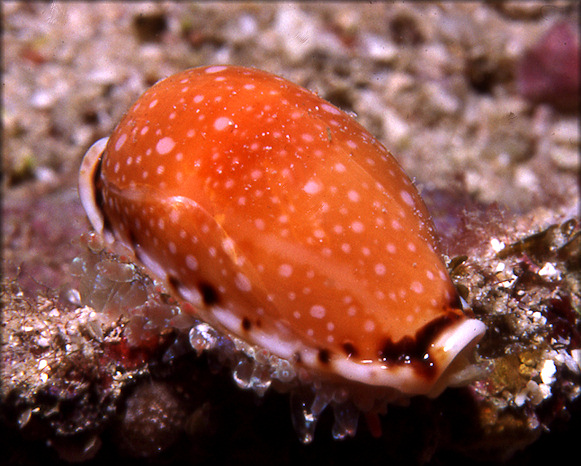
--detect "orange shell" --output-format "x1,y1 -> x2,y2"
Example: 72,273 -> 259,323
79,66 -> 485,396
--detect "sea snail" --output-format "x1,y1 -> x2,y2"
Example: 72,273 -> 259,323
79,65 -> 486,436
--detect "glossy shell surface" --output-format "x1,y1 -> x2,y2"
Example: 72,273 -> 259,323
79,65 -> 485,396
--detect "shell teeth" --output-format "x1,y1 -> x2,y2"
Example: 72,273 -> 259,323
78,137 -> 109,235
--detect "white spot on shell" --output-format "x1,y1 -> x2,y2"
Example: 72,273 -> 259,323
347,190 -> 360,202
364,320 -> 376,332
310,305 -> 326,319
156,137 -> 175,155
375,263 -> 386,275
214,116 -> 233,131
278,264 -> 293,277
235,272 -> 252,292
411,281 -> 424,294
400,190 -> 414,206
313,229 -> 325,239
115,133 -> 127,151
222,238 -> 235,255
205,65 -> 228,74
321,103 -> 340,115
186,255 -> 198,271
303,179 -> 322,195
351,221 -> 364,233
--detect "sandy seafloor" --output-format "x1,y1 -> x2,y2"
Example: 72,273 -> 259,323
2,2 -> 580,465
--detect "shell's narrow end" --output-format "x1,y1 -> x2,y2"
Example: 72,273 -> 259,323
79,137 -> 108,235
427,317 -> 488,397
78,137 -> 115,244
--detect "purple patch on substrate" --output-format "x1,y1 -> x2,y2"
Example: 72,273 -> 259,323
516,20 -> 579,112
422,187 -> 511,258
